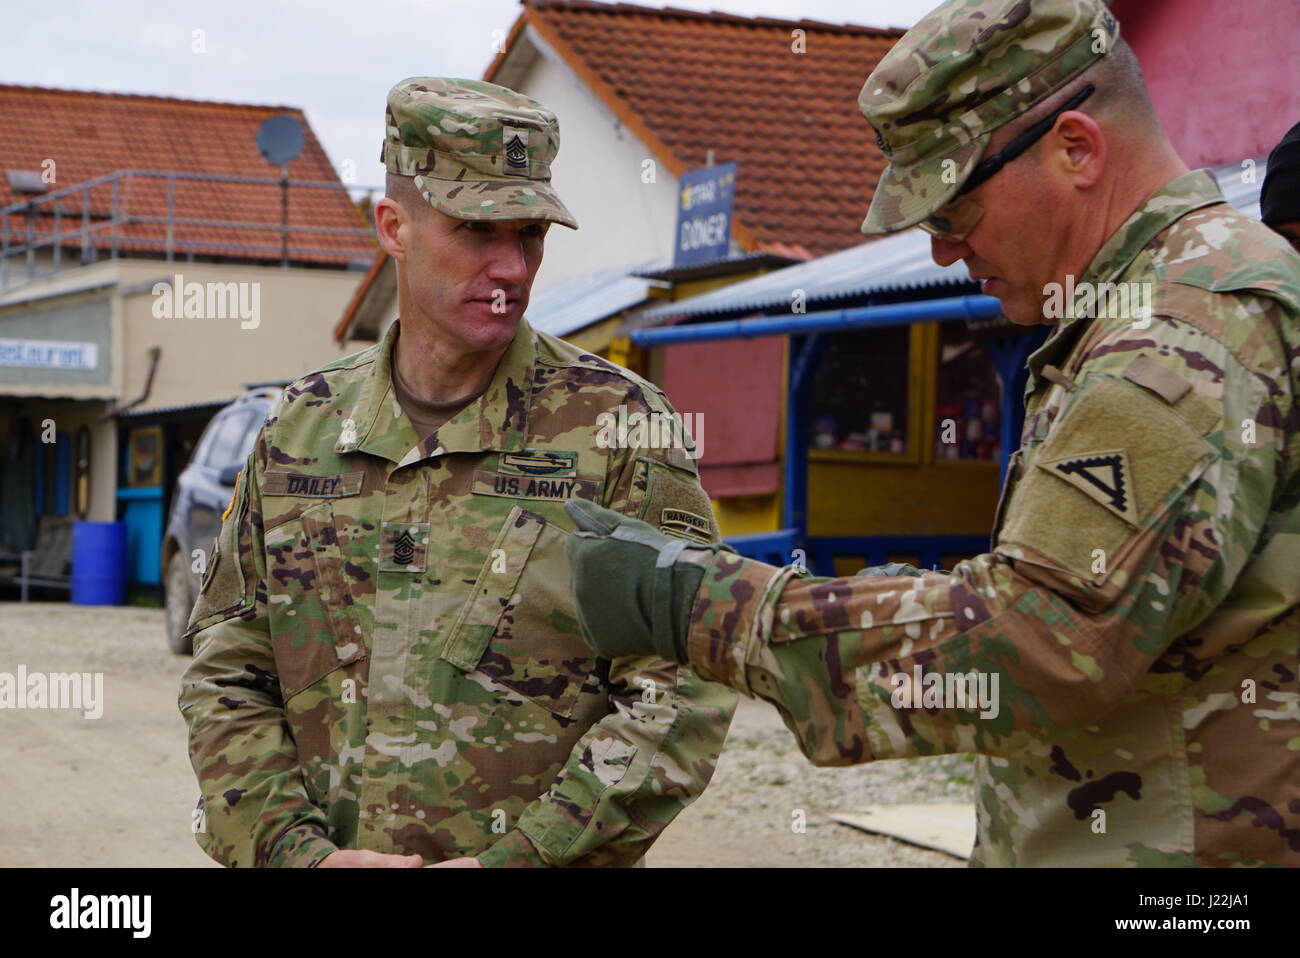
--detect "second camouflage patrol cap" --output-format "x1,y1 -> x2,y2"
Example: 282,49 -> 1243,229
381,77 -> 578,229
859,0 -> 1120,235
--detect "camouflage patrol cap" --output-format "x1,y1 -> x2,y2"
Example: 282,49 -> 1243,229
860,0 -> 1120,235
382,77 -> 578,228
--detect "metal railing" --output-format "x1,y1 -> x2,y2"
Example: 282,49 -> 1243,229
0,169 -> 380,290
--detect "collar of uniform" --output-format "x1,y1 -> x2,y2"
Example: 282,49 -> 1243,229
1024,169 -> 1226,383
339,316 -> 536,465
422,316 -> 534,460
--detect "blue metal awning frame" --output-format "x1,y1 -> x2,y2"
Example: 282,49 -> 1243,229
631,294 -> 1049,571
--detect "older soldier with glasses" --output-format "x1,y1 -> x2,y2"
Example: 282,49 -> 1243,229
565,0 -> 1300,867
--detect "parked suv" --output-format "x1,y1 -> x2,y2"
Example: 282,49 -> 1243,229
162,385 -> 281,653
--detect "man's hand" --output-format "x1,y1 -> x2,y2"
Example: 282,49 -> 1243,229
424,857 -> 483,868
563,498 -> 722,663
316,850 -> 423,867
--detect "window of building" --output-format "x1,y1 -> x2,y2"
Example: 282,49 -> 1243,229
934,322 -> 1002,462
808,325 -> 913,458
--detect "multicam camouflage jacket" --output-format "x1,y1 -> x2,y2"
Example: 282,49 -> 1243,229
682,171 -> 1300,866
178,316 -> 736,867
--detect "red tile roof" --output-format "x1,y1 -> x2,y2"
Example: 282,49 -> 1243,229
0,84 -> 374,267
487,0 -> 902,258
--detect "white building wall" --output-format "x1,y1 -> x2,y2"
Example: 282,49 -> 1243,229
512,33 -> 682,297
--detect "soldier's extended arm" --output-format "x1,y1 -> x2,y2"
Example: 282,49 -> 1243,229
477,387 -> 736,866
567,322 -> 1286,768
178,435 -> 338,867
479,649 -> 736,866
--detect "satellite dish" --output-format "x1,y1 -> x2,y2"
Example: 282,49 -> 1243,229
256,114 -> 304,166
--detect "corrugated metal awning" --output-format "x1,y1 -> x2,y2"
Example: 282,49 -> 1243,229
525,259 -> 665,338
117,398 -> 229,419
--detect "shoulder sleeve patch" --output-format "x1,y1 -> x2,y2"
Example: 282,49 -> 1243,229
186,462 -> 256,638
633,457 -> 719,545
999,373 -> 1216,585
1037,449 -> 1139,525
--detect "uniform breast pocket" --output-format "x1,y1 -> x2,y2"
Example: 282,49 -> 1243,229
264,499 -> 367,699
440,505 -> 604,719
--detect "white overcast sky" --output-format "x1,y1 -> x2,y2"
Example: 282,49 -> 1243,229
5,0 -> 937,191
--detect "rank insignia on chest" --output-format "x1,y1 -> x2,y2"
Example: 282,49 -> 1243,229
381,521 -> 430,572
392,530 -> 416,565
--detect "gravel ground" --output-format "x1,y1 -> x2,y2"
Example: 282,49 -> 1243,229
0,602 -> 214,868
0,602 -> 974,867
647,695 -> 975,867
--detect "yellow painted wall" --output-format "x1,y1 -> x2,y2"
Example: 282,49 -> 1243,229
806,458 -> 998,537
714,493 -> 781,536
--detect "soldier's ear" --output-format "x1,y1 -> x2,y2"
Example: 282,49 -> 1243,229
1053,111 -> 1106,190
374,196 -> 410,262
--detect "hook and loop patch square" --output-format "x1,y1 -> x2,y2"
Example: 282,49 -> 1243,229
1000,372 -> 1216,583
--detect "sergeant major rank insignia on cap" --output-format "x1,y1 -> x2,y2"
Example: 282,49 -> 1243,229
503,125 -> 529,176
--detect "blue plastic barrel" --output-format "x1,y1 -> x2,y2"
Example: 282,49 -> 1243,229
71,520 -> 128,606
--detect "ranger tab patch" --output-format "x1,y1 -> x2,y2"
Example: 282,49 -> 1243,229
1039,449 -> 1139,525
660,507 -> 713,543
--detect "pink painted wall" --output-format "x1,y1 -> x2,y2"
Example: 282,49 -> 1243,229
1111,0 -> 1300,167
660,336 -> 784,496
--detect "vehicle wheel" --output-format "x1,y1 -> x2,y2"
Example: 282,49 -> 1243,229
165,550 -> 195,655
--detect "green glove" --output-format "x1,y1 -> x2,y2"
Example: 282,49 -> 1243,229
564,499 -> 728,663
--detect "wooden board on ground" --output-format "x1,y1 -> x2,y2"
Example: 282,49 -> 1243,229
833,803 -> 975,860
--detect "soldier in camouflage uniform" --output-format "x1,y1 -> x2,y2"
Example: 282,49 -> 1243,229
566,0 -> 1300,866
178,78 -> 736,868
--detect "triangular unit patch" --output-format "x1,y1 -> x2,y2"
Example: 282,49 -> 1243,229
1038,448 -> 1139,525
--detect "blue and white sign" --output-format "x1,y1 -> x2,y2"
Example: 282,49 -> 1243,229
0,338 -> 99,371
673,161 -> 737,268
